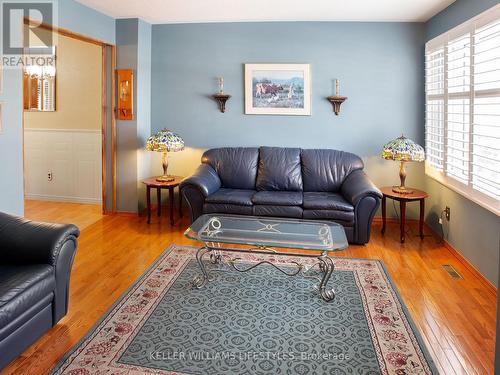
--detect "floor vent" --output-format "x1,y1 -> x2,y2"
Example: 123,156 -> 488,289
442,265 -> 463,279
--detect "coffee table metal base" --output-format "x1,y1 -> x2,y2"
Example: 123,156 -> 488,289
192,246 -> 336,302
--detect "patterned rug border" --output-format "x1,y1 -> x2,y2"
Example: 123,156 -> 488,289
375,260 -> 439,374
49,244 -> 439,374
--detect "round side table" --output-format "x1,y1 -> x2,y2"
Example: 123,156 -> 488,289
380,186 -> 428,243
142,176 -> 184,225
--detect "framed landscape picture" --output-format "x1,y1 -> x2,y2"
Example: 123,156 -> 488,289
245,63 -> 311,116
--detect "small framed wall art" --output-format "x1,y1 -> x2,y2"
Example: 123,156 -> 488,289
117,69 -> 134,120
245,63 -> 311,116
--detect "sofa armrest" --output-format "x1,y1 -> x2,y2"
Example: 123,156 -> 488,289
0,212 -> 80,322
0,211 -> 80,266
340,170 -> 381,244
340,170 -> 382,206
53,235 -> 79,321
180,164 -> 221,197
180,164 -> 221,222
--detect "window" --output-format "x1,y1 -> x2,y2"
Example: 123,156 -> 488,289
425,5 -> 500,215
22,47 -> 56,112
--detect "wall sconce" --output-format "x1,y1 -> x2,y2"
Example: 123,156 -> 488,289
326,79 -> 347,115
212,77 -> 230,113
117,69 -> 134,120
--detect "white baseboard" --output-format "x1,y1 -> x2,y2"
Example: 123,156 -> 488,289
25,194 -> 101,205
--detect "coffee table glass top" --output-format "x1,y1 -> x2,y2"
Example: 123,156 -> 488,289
185,214 -> 348,252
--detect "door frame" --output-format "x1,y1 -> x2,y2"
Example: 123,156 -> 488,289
23,18 -> 116,213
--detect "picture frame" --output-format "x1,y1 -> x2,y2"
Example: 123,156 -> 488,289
245,63 -> 311,116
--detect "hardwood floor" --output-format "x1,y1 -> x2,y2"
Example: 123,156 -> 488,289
24,200 -> 104,231
1,209 -> 497,375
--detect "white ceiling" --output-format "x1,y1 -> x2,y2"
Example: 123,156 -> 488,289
75,0 -> 456,24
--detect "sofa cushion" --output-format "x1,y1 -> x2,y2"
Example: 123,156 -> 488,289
256,147 -> 303,191
0,265 -> 55,329
303,192 -> 354,211
205,189 -> 255,206
302,210 -> 354,225
202,148 -> 259,190
252,191 -> 303,206
203,203 -> 253,216
253,205 -> 303,219
301,149 -> 364,192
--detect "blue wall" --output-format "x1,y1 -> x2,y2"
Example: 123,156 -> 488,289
151,22 -> 425,155
59,0 -> 115,44
115,19 -> 152,213
424,0 -> 500,286
426,0 -> 500,40
0,66 -> 23,215
116,19 -> 139,213
137,20 -> 152,211
0,0 -> 115,216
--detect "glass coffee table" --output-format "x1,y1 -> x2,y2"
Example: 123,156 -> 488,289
184,214 -> 348,302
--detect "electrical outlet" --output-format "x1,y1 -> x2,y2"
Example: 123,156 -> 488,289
445,206 -> 450,221
47,171 -> 53,181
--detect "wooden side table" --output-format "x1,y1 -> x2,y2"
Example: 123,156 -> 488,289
380,186 -> 428,243
142,176 -> 184,225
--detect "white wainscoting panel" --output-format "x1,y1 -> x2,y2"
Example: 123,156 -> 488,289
24,129 -> 102,204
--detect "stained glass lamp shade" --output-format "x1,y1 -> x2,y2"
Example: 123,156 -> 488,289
381,135 -> 425,194
146,129 -> 185,182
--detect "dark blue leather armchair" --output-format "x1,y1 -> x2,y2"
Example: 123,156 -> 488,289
0,212 -> 79,369
180,147 -> 382,244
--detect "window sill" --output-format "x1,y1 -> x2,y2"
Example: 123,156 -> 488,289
425,162 -> 500,217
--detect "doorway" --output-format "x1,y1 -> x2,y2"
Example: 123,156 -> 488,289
22,21 -> 116,228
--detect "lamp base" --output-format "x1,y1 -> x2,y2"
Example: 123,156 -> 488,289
156,175 -> 175,183
392,185 -> 414,194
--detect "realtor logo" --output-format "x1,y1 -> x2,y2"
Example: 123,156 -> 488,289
1,1 -> 57,68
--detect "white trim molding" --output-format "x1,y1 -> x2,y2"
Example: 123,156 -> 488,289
426,162 -> 500,216
25,128 -> 101,133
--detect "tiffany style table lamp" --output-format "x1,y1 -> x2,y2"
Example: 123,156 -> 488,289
146,129 -> 185,182
381,135 -> 425,194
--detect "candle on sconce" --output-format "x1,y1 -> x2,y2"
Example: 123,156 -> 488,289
327,78 -> 347,115
218,77 -> 224,94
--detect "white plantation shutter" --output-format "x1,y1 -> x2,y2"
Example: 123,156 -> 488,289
425,5 -> 500,215
446,97 -> 470,184
473,19 -> 500,199
425,48 -> 445,171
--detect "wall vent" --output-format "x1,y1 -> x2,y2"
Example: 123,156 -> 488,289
442,264 -> 463,279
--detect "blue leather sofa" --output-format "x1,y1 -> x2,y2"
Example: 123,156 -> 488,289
0,212 -> 79,369
180,147 -> 382,244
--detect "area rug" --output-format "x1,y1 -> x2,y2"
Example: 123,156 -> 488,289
50,245 -> 438,375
